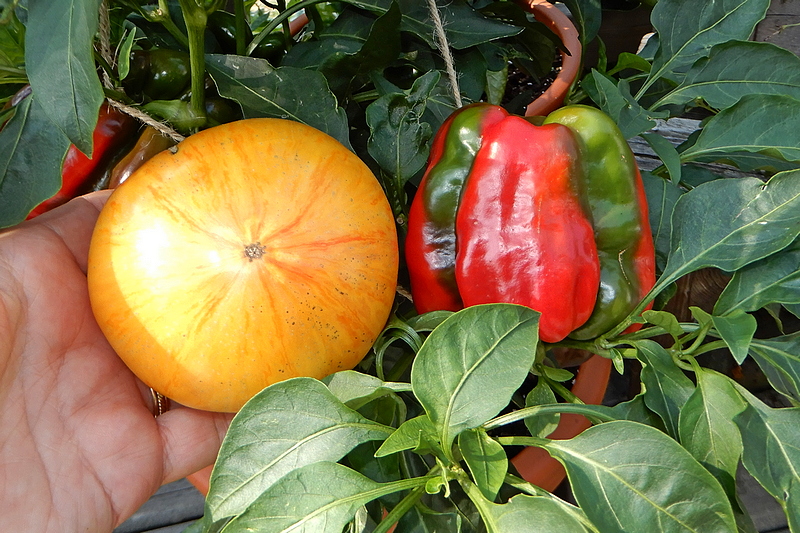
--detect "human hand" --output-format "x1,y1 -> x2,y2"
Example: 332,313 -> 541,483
0,192 -> 231,532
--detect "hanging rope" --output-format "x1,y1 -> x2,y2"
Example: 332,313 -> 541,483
98,0 -> 114,90
98,0 -> 185,143
105,99 -> 186,143
425,0 -> 463,108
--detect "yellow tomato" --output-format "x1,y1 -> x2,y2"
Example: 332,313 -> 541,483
87,119 -> 399,412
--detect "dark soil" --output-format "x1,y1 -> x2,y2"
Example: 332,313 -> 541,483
501,53 -> 562,115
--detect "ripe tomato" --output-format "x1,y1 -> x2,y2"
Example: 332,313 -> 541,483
87,119 -> 399,412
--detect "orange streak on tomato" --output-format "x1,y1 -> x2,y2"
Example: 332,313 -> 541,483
88,119 -> 399,412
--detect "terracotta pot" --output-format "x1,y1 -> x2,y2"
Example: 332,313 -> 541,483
511,354 -> 612,492
520,0 -> 583,117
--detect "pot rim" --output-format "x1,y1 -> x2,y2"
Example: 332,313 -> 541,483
520,0 -> 583,117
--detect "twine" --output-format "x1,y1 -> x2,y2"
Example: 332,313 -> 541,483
425,0 -> 462,108
98,0 -> 114,90
105,99 -> 186,143
97,0 -> 185,143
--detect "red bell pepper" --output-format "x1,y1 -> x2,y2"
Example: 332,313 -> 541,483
406,103 -> 655,343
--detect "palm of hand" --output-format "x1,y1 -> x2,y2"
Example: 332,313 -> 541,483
0,192 -> 230,532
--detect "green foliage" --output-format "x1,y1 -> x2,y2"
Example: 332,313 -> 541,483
7,0 -> 800,531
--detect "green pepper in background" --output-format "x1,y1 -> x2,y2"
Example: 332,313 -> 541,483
123,49 -> 191,101
544,105 -> 655,339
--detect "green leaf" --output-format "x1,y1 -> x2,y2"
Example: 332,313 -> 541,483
323,370 -> 408,411
365,70 -> 438,184
25,0 -> 104,155
658,170 -> 800,292
395,503 -> 462,532
655,41 -> 800,111
205,378 -> 392,524
748,333 -> 800,403
582,70 -> 661,139
396,0 -> 521,50
560,0 -> 602,46
680,94 -> 800,170
117,28 -> 137,82
608,52 -> 652,77
643,0 -> 770,93
637,340 -> 696,438
285,3 -> 401,98
715,238 -> 800,316
642,309 -> 683,339
678,369 -> 747,508
477,493 -> 594,533
642,171 -> 684,273
410,304 -> 540,456
606,392 -> 665,429
0,10 -> 25,74
735,389 -> 800,526
223,461 -> 419,533
712,311 -> 757,365
0,95 -> 71,228
375,414 -> 441,458
459,428 -> 507,501
641,132 -> 682,184
543,421 -> 737,533
205,54 -> 352,150
524,380 -> 560,438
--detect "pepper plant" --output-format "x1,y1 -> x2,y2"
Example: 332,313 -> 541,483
3,0 -> 800,531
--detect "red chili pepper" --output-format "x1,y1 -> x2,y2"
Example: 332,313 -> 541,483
26,103 -> 138,219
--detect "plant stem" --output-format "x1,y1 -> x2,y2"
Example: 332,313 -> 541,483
502,473 -> 550,497
458,475 -> 501,532
149,0 -> 190,48
176,0 -> 209,129
679,321 -> 712,355
543,374 -> 584,405
246,0 -> 322,55
374,485 -> 426,533
483,403 -> 615,431
234,0 -> 247,56
496,435 -> 550,447
691,339 -> 728,357
275,0 -> 293,50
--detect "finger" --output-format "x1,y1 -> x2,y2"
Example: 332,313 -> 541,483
37,190 -> 112,274
156,408 -> 233,486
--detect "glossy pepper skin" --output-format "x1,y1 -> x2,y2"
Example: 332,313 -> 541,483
406,103 -> 601,343
124,49 -> 191,101
406,103 -> 655,343
405,104 -> 508,312
107,126 -> 177,189
26,103 -> 138,219
544,105 -> 656,339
